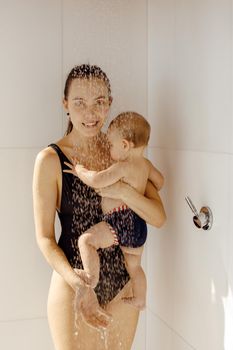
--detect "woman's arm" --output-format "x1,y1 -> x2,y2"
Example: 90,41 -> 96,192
96,180 -> 166,228
33,148 -> 111,329
32,149 -> 82,290
147,159 -> 165,191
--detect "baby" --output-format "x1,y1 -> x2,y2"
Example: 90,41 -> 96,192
64,112 -> 164,310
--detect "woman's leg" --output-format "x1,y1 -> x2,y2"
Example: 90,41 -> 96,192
104,281 -> 140,350
47,271 -> 139,350
47,270 -> 111,350
78,221 -> 115,288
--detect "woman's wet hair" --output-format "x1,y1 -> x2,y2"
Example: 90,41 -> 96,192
108,112 -> 151,147
64,64 -> 112,135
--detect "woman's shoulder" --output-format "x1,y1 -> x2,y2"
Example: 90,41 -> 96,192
36,145 -> 57,161
34,144 -> 61,174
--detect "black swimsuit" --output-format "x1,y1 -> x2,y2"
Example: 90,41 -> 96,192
49,143 -> 129,305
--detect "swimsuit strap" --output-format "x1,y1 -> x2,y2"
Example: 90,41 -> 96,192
48,143 -> 71,167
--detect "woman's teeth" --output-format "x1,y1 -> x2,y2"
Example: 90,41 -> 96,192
83,121 -> 99,128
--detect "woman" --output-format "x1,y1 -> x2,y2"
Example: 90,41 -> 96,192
33,64 -> 166,350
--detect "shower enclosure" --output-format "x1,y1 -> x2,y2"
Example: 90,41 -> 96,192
0,1 -> 232,349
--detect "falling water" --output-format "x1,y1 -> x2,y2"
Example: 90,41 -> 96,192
68,134 -> 132,349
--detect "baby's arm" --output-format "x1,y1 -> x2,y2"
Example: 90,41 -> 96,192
147,159 -> 164,191
64,162 -> 124,188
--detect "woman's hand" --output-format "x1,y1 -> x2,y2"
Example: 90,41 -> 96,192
77,285 -> 112,329
73,269 -> 112,329
96,180 -> 166,227
95,180 -> 129,200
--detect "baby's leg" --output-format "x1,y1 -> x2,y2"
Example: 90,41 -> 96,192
78,221 -> 115,288
121,246 -> 146,310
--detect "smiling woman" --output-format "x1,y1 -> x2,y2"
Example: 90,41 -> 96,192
32,64 -> 166,350
63,65 -> 113,137
64,78 -> 111,135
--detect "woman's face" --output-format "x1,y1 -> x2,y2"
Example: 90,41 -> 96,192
64,78 -> 112,137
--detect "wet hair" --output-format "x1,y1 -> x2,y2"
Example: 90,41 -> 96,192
108,111 -> 151,147
64,64 -> 112,135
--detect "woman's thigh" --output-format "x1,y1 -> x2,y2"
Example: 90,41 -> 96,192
47,271 -> 139,350
104,281 -> 140,349
47,270 -> 102,350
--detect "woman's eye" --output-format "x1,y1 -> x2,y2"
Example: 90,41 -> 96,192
96,99 -> 106,106
75,101 -> 85,107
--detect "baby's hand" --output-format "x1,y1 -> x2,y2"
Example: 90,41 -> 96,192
74,163 -> 86,173
63,161 -> 86,176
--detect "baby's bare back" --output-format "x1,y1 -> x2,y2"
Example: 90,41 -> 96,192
121,157 -> 150,194
101,157 -> 150,213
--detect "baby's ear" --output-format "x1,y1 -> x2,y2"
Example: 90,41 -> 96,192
108,96 -> 113,105
122,139 -> 134,149
122,139 -> 129,149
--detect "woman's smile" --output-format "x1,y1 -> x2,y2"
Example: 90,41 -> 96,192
82,120 -> 99,128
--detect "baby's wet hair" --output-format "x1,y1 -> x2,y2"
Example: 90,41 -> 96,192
108,112 -> 151,147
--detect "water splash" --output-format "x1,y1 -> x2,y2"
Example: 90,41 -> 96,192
69,139 -> 130,348
99,327 -> 108,349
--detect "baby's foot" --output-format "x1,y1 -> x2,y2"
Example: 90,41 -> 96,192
122,297 -> 146,310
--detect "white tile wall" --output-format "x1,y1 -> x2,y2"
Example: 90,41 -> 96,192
131,245 -> 147,349
170,332 -> 195,350
224,155 -> 233,350
148,0 -> 232,153
1,0 -> 232,349
132,308 -> 146,350
62,0 -> 148,132
146,310 -> 172,350
148,148 -> 229,350
146,309 -> 202,349
148,0 -> 233,349
0,0 -> 62,148
0,149 -> 52,321
1,0 -> 148,349
0,318 -> 53,350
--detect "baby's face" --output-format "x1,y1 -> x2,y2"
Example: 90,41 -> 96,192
107,129 -> 126,161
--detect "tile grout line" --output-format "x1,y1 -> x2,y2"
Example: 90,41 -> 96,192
146,0 -> 149,348
0,146 -> 233,157
147,146 -> 233,156
147,307 -> 197,350
0,316 -> 47,324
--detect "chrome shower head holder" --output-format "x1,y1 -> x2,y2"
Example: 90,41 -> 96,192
185,196 -> 213,230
